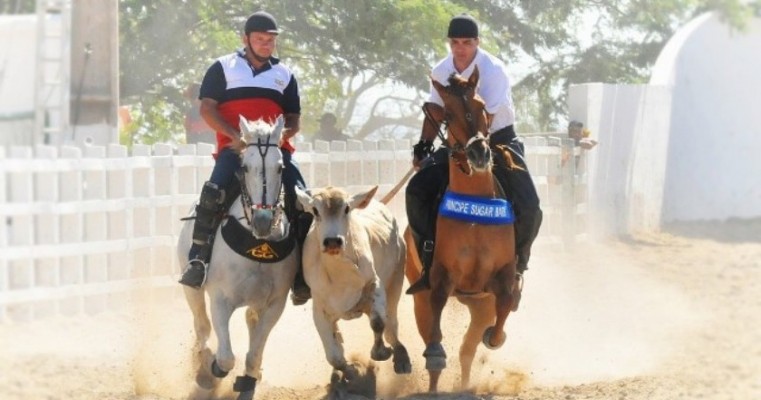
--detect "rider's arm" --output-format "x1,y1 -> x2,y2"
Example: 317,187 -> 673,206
199,61 -> 243,148
281,74 -> 301,142
283,113 -> 300,141
199,98 -> 240,143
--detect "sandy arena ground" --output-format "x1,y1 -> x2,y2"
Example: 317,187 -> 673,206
1,219 -> 759,399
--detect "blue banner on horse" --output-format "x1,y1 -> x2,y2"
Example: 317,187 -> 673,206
438,191 -> 515,225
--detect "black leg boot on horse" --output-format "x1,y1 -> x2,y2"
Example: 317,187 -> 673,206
180,182 -> 225,289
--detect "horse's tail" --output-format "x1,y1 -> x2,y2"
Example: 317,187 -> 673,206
495,144 -> 526,171
380,166 -> 416,205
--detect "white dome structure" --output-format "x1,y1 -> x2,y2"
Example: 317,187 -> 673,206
650,12 -> 761,221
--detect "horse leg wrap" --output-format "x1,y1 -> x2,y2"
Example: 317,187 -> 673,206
210,359 -> 229,378
233,375 -> 257,392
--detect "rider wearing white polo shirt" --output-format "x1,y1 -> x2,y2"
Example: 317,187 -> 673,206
405,14 -> 543,311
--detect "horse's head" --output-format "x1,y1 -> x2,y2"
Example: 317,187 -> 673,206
431,66 -> 491,173
239,115 -> 286,239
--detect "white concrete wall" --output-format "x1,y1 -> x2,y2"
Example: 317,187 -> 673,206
651,12 -> 761,221
0,15 -> 37,146
569,83 -> 672,236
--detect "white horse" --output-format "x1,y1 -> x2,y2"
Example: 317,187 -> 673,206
177,116 -> 298,400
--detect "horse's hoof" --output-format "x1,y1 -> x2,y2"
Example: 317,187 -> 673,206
195,369 -> 216,391
211,359 -> 229,378
371,345 -> 392,361
482,326 -> 506,350
425,355 -> 447,371
393,345 -> 412,374
194,349 -> 217,390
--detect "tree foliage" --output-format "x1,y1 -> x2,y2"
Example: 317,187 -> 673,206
118,0 -> 758,143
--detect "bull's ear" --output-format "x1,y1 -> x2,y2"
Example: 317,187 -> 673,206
349,186 -> 378,210
295,187 -> 314,213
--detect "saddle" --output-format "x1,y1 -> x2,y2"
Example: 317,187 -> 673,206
220,216 -> 296,263
203,182 -> 296,264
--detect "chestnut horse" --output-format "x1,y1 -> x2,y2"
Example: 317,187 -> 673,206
404,66 -> 519,392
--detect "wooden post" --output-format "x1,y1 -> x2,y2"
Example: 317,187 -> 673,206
8,146 -> 34,321
59,145 -> 84,316
560,138 -> 577,249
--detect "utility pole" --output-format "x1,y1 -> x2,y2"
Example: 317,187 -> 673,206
69,0 -> 119,145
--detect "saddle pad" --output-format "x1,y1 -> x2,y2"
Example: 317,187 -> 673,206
220,216 -> 296,263
438,191 -> 515,225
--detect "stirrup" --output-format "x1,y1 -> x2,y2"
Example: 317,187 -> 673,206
179,259 -> 208,289
511,273 -> 524,312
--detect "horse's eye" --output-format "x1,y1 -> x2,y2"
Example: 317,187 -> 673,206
277,165 -> 283,174
241,165 -> 249,173
344,205 -> 350,214
313,207 -> 320,217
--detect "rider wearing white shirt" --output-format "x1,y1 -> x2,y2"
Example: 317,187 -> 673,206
428,48 -> 516,134
405,14 -> 543,311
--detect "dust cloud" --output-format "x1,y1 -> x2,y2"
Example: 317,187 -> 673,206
5,219 -> 757,400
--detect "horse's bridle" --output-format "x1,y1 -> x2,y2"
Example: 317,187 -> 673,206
236,135 -> 285,233
423,82 -> 487,175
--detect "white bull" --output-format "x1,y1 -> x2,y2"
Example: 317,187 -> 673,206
295,185 -> 412,381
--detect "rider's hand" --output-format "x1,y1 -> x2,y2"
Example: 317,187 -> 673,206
226,132 -> 246,152
412,140 -> 434,169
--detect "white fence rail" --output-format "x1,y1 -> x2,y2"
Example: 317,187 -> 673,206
0,137 -> 587,322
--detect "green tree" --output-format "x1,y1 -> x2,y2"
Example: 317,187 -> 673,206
118,0 -> 758,143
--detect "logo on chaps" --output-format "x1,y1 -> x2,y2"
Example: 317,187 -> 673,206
248,243 -> 279,260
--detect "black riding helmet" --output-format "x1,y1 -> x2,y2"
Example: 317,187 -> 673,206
244,11 -> 279,35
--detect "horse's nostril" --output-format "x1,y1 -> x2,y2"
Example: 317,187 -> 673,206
323,237 -> 344,248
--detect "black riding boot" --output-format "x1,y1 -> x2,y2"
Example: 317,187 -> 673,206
179,182 -> 224,289
515,208 -> 543,273
291,212 -> 313,306
405,232 -> 435,294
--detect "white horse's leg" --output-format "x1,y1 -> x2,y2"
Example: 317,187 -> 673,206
183,286 -> 211,351
243,298 -> 287,381
183,286 -> 218,390
210,298 -> 236,374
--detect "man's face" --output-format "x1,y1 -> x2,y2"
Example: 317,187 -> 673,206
449,37 -> 479,65
245,32 -> 277,59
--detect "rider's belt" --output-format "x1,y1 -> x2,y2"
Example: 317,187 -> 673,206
489,125 -> 516,142
438,191 -> 515,225
220,216 -> 296,263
